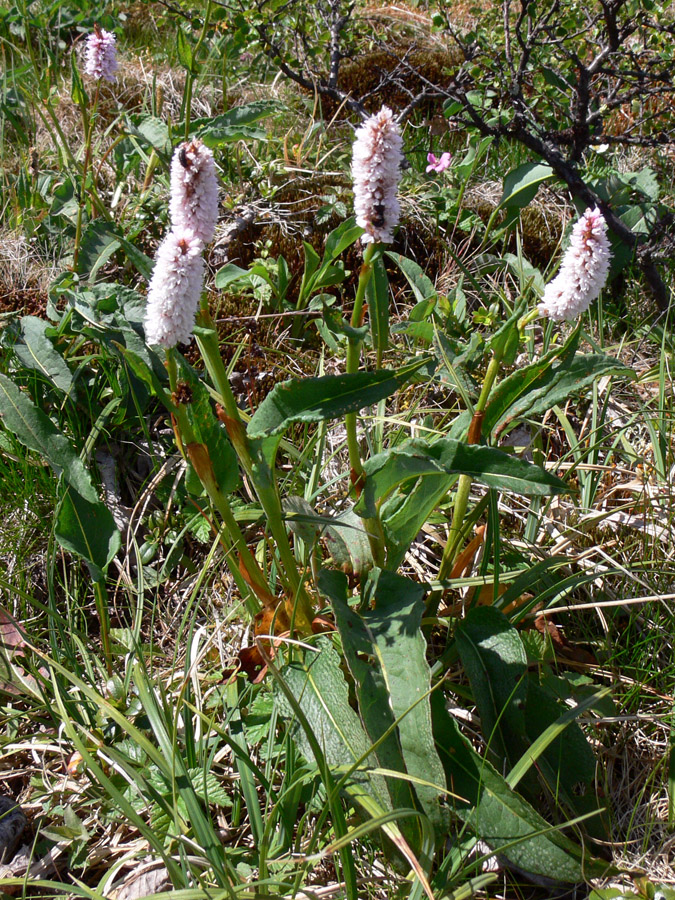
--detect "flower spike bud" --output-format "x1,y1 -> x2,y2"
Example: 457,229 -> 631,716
144,230 -> 205,348
84,24 -> 119,83
352,106 -> 403,245
169,140 -> 219,245
538,207 -> 612,322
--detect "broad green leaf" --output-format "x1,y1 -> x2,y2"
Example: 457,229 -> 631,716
77,221 -> 121,281
499,162 -> 555,210
55,482 -> 120,582
324,506 -> 374,576
359,569 -> 446,831
176,27 -> 194,71
214,262 -> 251,290
275,639 -> 392,814
385,252 -> 437,304
366,254 -> 389,360
247,358 -> 430,439
174,356 -> 240,495
15,317 -> 75,396
70,53 -> 87,106
355,437 -> 569,521
297,241 -> 321,305
521,682 -> 609,840
319,570 -> 419,826
484,345 -> 634,439
455,607 -> 529,771
323,217 -> 362,262
380,472 -> 457,570
195,101 -> 284,146
430,693 -> 611,882
129,114 -> 172,158
0,374 -> 98,503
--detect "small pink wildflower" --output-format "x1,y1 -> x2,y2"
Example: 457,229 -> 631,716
426,152 -> 451,174
84,25 -> 118,83
169,140 -> 219,245
144,230 -> 205,348
538,207 -> 612,322
352,106 -> 403,245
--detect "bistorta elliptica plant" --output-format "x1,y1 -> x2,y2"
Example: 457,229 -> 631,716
144,140 -> 219,348
538,207 -> 612,322
83,25 -> 119,82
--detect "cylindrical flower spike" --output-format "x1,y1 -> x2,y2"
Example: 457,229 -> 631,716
84,25 -> 119,83
144,230 -> 205,348
539,207 -> 612,322
169,140 -> 219,245
352,106 -> 403,245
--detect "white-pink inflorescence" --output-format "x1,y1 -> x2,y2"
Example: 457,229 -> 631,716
84,25 -> 119,83
144,231 -> 205,348
352,106 -> 403,245
539,207 -> 612,322
169,140 -> 219,245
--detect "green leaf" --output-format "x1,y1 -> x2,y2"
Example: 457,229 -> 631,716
176,27 -> 194,71
174,356 -> 240,495
385,252 -> 437,304
275,638 -> 392,814
130,114 -> 172,159
214,262 -> 251,290
323,218 -> 363,262
55,482 -> 120,582
77,221 -> 122,281
455,607 -> 529,770
484,339 -> 634,439
366,254 -> 389,360
70,53 -> 88,106
342,569 -> 446,832
323,507 -> 375,576
247,358 -> 430,438
0,373 -> 98,502
499,162 -> 555,210
297,241 -> 321,305
379,471 -> 457,570
355,436 -> 569,520
520,682 -> 609,840
430,694 -> 611,883
194,101 -> 284,146
14,316 -> 75,396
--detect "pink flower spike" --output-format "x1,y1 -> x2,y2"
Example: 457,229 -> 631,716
144,230 -> 205,348
538,207 -> 612,322
84,25 -> 118,83
169,140 -> 219,245
426,152 -> 451,174
352,106 -> 403,245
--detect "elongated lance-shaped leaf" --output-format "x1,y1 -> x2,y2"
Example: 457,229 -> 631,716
366,253 -> 390,361
430,693 -> 613,883
355,436 -> 569,521
247,357 -> 431,439
329,568 -> 447,837
455,607 -> 530,773
319,570 -> 426,850
55,482 -> 121,583
275,638 -> 392,815
15,316 -> 75,397
484,328 -> 634,439
0,373 -> 98,503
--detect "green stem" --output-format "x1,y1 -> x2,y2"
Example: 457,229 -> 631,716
345,241 -> 375,480
344,243 -> 386,567
166,348 -> 263,616
94,581 -> 113,677
192,314 -> 315,629
437,351 -> 503,581
73,81 -> 100,272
